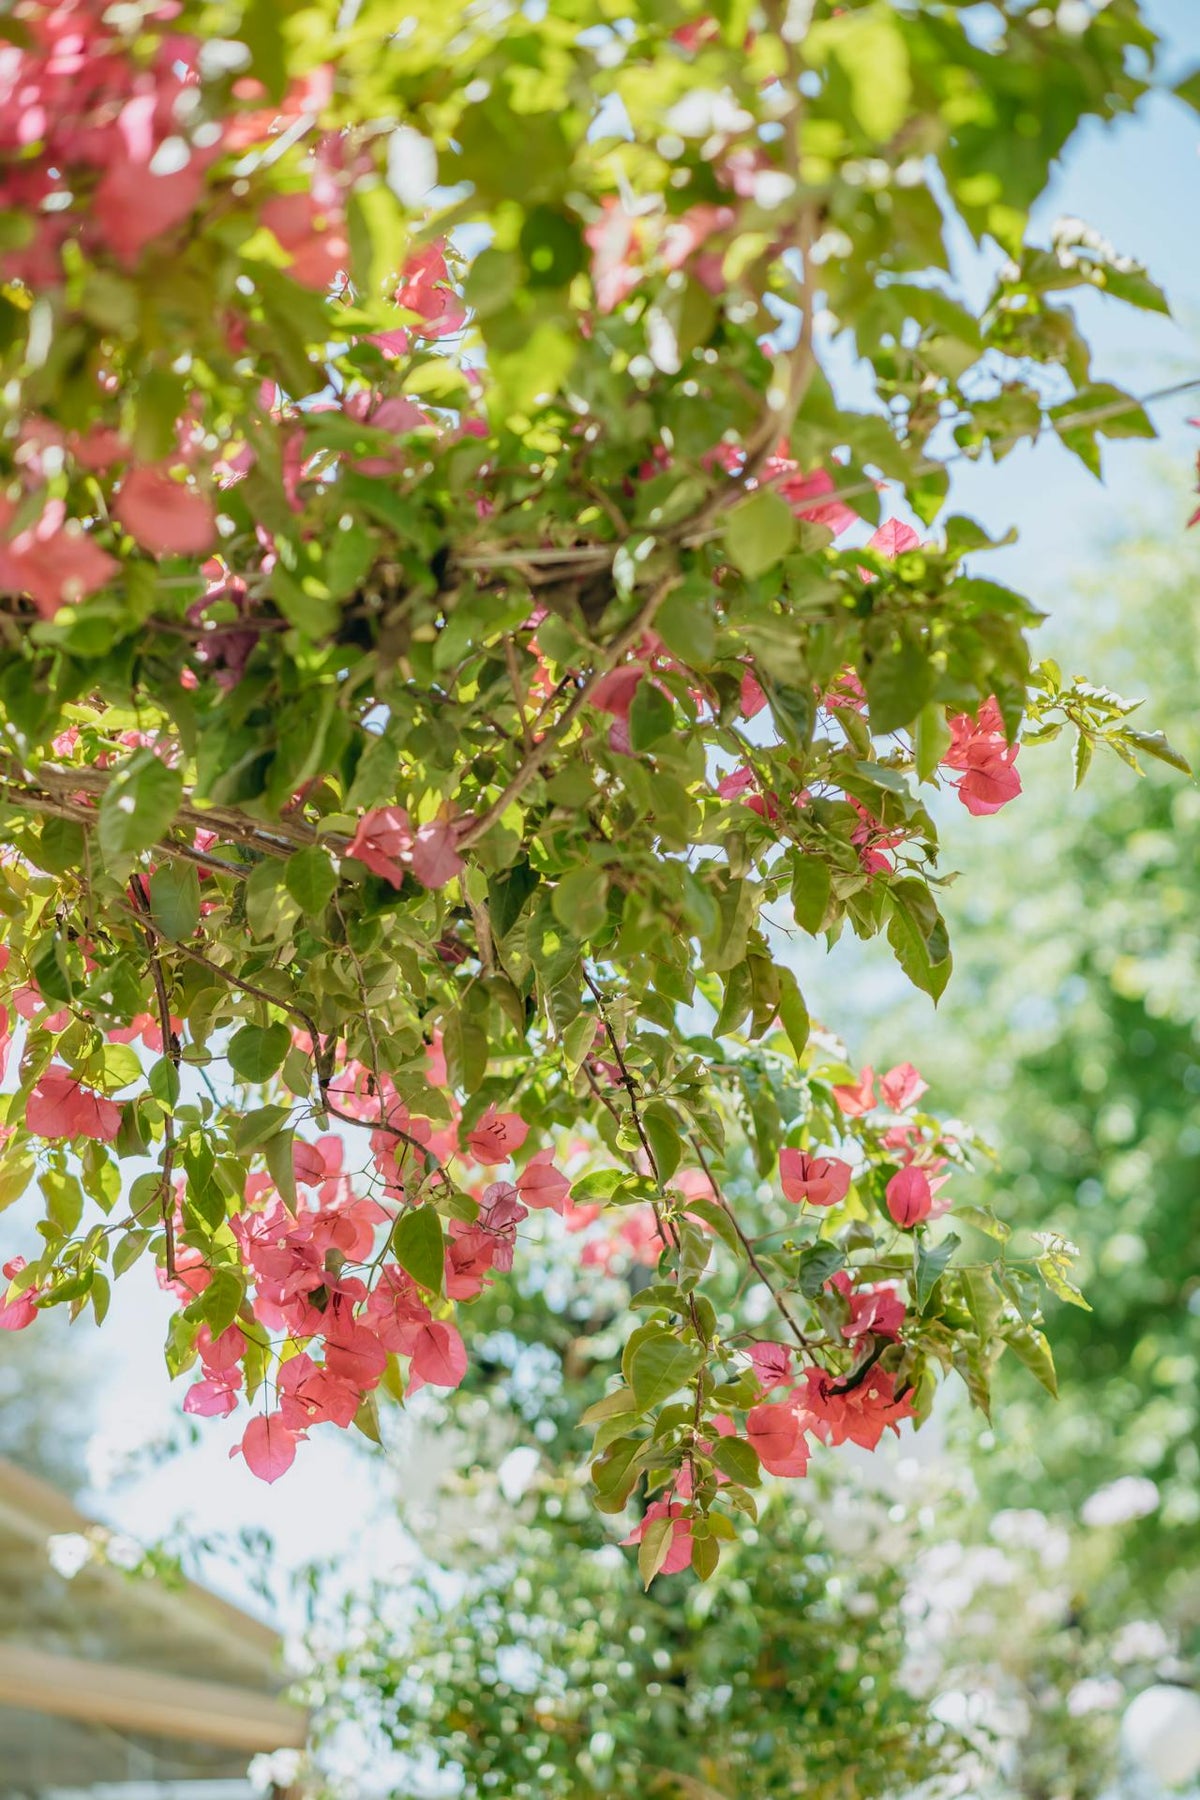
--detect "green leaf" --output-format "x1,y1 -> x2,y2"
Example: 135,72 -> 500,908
725,488 -> 796,579
97,751 -> 183,861
710,1436 -> 762,1488
954,1203 -> 1011,1245
149,860 -> 201,940
551,868 -> 609,941
797,1242 -> 845,1297
285,846 -> 339,915
776,969 -> 809,1059
914,703 -> 951,783
638,1513 -> 676,1589
1120,728 -> 1192,775
245,862 -> 303,941
41,1169 -> 83,1236
392,1204 -> 445,1296
227,1022 -> 291,1083
188,1266 -> 244,1339
1004,1326 -> 1058,1398
863,627 -> 934,736
789,856 -> 831,935
263,1130 -> 298,1213
628,1334 -> 704,1414
681,1195 -> 742,1261
642,1101 -> 682,1184
914,1231 -> 960,1310
628,681 -> 675,751
887,879 -> 952,1002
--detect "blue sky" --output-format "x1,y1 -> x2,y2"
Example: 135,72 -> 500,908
8,2 -> 1200,1639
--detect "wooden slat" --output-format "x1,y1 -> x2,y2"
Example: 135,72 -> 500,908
0,1457 -> 282,1677
0,1645 -> 307,1753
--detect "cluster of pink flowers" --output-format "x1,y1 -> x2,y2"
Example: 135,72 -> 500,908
942,696 -> 1022,816
158,1086 -> 569,1481
778,1059 -> 952,1231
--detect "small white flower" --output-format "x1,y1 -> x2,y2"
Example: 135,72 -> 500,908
1081,1476 -> 1159,1528
1068,1676 -> 1125,1717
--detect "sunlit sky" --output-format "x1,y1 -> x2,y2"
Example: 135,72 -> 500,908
5,0 -> 1199,1646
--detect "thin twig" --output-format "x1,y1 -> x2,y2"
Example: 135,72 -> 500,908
127,878 -> 179,1280
688,1136 -> 815,1354
458,574 -> 679,849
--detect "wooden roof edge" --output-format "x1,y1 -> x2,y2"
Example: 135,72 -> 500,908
0,1455 -> 285,1676
0,1643 -> 308,1753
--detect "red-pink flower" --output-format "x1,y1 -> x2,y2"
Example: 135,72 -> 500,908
885,1165 -> 933,1229
585,200 -> 644,313
879,1063 -> 928,1112
830,1272 -> 906,1342
746,1401 -> 809,1477
833,1067 -> 876,1116
750,1341 -> 793,1392
769,462 -> 857,535
26,1067 -> 121,1142
184,1376 -> 240,1417
0,1258 -> 38,1332
408,1319 -> 467,1390
348,805 -> 411,887
796,1366 -> 914,1451
0,497 -> 118,617
237,1412 -> 301,1483
393,244 -> 466,339
116,466 -> 217,558
260,187 -> 349,292
467,1106 -> 529,1165
942,697 -> 1022,817
779,1148 -> 853,1209
860,518 -> 922,573
740,667 -> 768,719
516,1150 -> 569,1213
410,817 -> 465,889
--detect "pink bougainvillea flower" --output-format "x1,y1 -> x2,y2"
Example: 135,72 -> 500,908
954,743 -> 1023,816
942,696 -> 1022,817
885,1165 -> 933,1229
771,462 -> 858,536
408,1319 -> 467,1390
26,1066 -> 121,1142
833,1067 -> 876,1116
829,1271 -> 906,1342
584,198 -> 645,313
740,666 -> 768,719
115,465 -> 217,558
467,1105 -> 529,1165
622,1497 -> 693,1575
0,1258 -> 38,1332
746,1401 -> 810,1478
393,244 -> 467,339
183,1376 -> 240,1418
797,1366 -> 914,1451
879,1063 -> 928,1112
0,496 -> 119,617
779,1148 -> 853,1209
516,1149 -> 570,1213
410,816 -> 465,889
260,187 -> 349,292
749,1340 -> 793,1392
590,664 -> 643,722
237,1412 -> 301,1483
347,805 -> 412,887
858,518 -> 922,577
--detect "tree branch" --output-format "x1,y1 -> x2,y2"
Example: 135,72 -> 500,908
126,878 -> 179,1280
457,574 -> 679,850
